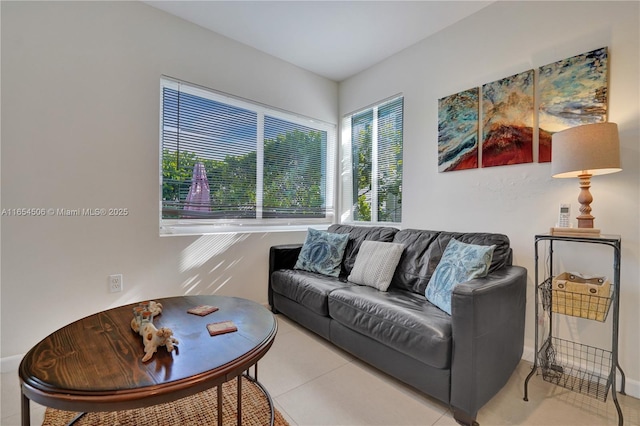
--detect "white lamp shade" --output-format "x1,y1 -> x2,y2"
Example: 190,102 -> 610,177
551,122 -> 622,178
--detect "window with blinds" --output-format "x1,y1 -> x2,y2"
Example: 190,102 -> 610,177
344,96 -> 403,223
160,78 -> 336,233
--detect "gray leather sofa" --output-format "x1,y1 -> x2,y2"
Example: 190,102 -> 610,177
268,224 -> 527,426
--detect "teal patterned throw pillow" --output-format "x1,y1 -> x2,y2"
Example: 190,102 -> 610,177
294,228 -> 349,277
425,238 -> 495,315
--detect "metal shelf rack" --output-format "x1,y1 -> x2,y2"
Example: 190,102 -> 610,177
523,234 -> 626,425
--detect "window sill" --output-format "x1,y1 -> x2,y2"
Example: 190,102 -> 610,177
160,221 -> 330,237
342,221 -> 402,228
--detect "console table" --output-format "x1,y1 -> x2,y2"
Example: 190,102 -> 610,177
19,295 -> 277,426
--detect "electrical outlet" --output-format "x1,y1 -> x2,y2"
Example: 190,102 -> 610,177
109,274 -> 123,293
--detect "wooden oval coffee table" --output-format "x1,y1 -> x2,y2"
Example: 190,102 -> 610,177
19,295 -> 277,426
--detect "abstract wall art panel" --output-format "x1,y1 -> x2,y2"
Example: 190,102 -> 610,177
538,47 -> 608,162
438,88 -> 479,172
482,70 -> 534,167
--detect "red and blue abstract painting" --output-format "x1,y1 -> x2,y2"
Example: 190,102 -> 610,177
538,47 -> 608,163
482,70 -> 534,167
438,88 -> 479,172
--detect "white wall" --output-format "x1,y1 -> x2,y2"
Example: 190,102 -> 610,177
340,1 -> 640,395
0,1 -> 337,366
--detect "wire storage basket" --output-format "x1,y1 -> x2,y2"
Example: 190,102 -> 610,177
537,336 -> 612,401
539,273 -> 613,322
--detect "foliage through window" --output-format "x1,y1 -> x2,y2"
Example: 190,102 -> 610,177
160,78 -> 336,232
345,96 -> 403,223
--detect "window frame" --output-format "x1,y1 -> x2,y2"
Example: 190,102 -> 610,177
340,94 -> 404,226
159,77 -> 337,236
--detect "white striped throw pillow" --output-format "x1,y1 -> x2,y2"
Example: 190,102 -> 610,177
348,241 -> 405,291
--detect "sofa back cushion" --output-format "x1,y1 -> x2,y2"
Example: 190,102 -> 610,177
328,224 -> 399,277
391,229 -> 512,294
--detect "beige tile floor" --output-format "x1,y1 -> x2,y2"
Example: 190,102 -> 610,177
2,314 -> 639,425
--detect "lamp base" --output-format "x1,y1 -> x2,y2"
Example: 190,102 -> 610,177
576,173 -> 595,229
577,216 -> 595,228
550,227 -> 601,237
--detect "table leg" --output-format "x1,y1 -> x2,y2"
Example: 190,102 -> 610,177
217,384 -> 223,426
243,363 -> 274,426
237,374 -> 243,425
67,412 -> 87,426
21,391 -> 30,426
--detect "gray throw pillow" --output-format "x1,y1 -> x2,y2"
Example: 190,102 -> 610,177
348,241 -> 405,291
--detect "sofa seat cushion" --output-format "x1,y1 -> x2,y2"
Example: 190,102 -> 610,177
328,286 -> 452,368
271,270 -> 354,316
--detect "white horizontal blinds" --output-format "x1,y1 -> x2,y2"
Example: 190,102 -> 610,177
377,97 -> 403,222
160,77 -> 336,225
346,95 -> 403,223
263,116 -> 328,218
351,110 -> 374,221
161,81 -> 258,219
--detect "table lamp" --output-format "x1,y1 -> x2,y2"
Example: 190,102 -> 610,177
551,122 -> 621,235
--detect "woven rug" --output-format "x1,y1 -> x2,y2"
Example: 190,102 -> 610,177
42,376 -> 289,426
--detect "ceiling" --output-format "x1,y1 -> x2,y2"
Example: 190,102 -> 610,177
144,1 -> 494,82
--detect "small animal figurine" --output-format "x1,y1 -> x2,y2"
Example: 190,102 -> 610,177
130,300 -> 163,334
141,322 -> 179,362
148,301 -> 163,317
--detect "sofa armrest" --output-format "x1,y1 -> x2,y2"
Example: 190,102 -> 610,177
449,265 -> 527,421
268,244 -> 303,309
